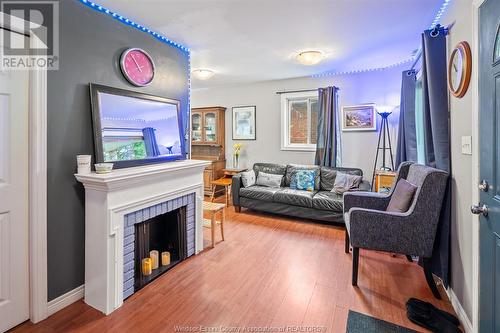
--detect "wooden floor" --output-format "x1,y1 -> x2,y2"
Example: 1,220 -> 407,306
11,198 -> 457,333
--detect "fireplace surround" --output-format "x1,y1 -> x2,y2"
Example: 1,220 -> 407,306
123,194 -> 195,299
75,159 -> 210,315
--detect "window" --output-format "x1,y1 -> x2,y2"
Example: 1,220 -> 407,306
280,91 -> 318,151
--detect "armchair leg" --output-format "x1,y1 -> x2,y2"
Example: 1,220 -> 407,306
352,247 -> 359,286
344,229 -> 350,254
234,205 -> 241,213
423,257 -> 441,299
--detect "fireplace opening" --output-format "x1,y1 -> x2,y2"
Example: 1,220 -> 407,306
134,206 -> 187,292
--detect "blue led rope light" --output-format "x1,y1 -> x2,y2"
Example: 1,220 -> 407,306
76,0 -> 190,53
312,0 -> 452,78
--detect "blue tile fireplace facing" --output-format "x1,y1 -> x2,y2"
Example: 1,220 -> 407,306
123,193 -> 196,299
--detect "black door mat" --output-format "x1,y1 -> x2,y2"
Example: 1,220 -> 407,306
346,310 -> 420,333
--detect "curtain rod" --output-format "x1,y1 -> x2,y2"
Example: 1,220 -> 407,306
275,89 -> 318,95
410,50 -> 422,71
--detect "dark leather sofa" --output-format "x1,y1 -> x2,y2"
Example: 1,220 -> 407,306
232,163 -> 370,223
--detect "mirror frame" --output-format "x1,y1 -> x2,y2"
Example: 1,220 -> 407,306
89,83 -> 186,169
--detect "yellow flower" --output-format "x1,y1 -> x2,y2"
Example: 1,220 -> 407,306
233,143 -> 243,154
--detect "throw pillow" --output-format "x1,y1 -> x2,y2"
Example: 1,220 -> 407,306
293,170 -> 316,191
256,171 -> 283,188
386,179 -> 417,213
332,172 -> 363,194
240,170 -> 256,188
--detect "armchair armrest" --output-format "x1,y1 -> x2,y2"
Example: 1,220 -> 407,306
348,208 -> 435,257
232,174 -> 243,207
343,191 -> 390,213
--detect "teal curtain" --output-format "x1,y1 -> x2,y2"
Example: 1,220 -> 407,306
414,79 -> 426,164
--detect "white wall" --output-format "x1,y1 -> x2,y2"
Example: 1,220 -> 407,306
192,64 -> 405,181
441,0 -> 474,326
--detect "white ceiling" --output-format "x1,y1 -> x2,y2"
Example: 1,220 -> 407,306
97,0 -> 442,88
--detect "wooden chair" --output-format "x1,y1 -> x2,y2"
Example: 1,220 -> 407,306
210,177 -> 232,207
202,201 -> 225,248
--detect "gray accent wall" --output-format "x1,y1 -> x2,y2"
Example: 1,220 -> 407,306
47,1 -> 189,301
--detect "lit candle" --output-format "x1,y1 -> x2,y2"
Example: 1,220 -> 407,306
142,258 -> 152,276
150,250 -> 159,269
161,251 -> 170,266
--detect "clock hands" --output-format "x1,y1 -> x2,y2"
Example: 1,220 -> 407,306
130,54 -> 143,73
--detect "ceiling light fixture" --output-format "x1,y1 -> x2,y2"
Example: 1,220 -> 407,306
191,69 -> 215,80
296,50 -> 325,65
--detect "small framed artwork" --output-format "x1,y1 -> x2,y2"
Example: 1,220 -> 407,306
232,106 -> 256,140
342,104 -> 376,131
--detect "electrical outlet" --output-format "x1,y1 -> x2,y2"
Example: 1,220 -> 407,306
461,136 -> 472,155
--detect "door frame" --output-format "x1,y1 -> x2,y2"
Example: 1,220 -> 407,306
0,14 -> 48,323
472,0 -> 485,332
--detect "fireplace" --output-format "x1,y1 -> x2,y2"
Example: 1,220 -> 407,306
75,159 -> 210,315
122,193 -> 196,300
134,207 -> 187,292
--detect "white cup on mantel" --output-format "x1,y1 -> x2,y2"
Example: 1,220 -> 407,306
77,155 -> 91,174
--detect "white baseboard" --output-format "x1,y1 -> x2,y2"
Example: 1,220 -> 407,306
47,285 -> 84,317
446,287 -> 473,333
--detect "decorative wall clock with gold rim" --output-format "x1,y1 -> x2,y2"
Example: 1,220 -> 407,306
448,41 -> 472,98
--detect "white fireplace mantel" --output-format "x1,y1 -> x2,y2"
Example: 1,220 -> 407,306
75,159 -> 210,315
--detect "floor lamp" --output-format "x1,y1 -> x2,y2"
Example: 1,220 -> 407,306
371,110 -> 395,189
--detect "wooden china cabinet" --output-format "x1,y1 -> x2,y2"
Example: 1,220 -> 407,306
191,107 -> 226,194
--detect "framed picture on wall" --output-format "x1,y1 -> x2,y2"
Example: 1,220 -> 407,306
232,106 -> 256,140
342,104 -> 376,131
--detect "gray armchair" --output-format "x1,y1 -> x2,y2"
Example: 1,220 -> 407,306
343,162 -> 449,299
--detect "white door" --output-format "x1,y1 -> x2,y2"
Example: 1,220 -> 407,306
0,29 -> 30,332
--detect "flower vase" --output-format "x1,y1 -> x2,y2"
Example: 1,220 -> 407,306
233,154 -> 240,169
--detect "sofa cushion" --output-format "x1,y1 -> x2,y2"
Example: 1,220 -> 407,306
273,188 -> 316,208
292,170 -> 316,191
240,185 -> 281,201
312,191 -> 344,211
256,172 -> 283,188
320,166 -> 363,191
253,163 -> 287,186
386,179 -> 417,213
332,172 -> 363,194
285,164 -> 320,190
240,169 -> 256,187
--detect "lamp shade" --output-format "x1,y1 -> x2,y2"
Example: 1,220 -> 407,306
192,69 -> 215,80
296,51 -> 324,65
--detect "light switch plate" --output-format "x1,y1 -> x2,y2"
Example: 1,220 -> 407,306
461,136 -> 472,155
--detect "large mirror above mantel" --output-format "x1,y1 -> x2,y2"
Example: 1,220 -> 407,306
90,84 -> 186,169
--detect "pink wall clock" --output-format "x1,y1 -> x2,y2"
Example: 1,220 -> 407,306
120,48 -> 155,86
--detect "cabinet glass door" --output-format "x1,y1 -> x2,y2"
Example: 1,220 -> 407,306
204,112 -> 217,143
192,112 -> 202,142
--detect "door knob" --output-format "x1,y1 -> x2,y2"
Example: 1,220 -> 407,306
478,180 -> 489,192
471,203 -> 488,216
